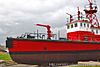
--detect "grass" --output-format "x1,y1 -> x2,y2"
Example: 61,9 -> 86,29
0,53 -> 12,60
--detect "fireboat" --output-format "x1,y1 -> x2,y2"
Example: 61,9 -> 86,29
6,0 -> 100,66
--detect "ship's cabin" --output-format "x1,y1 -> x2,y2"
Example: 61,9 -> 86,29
66,20 -> 91,33
66,20 -> 100,42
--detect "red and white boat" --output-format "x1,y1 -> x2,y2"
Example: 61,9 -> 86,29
6,0 -> 100,65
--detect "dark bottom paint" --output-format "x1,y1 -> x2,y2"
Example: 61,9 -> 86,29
9,51 -> 100,65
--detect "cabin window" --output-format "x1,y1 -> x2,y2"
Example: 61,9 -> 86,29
80,23 -> 82,27
71,24 -> 73,28
96,30 -> 98,34
67,25 -> 70,29
75,23 -> 77,27
84,23 -> 86,27
87,24 -> 89,28
92,29 -> 94,33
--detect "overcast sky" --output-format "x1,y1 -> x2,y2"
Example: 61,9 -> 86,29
0,0 -> 100,45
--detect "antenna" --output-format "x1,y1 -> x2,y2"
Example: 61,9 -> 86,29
77,7 -> 80,20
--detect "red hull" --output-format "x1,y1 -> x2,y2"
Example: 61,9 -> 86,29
6,38 -> 100,65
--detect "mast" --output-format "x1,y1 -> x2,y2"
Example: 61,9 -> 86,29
66,13 -> 73,23
84,0 -> 99,27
